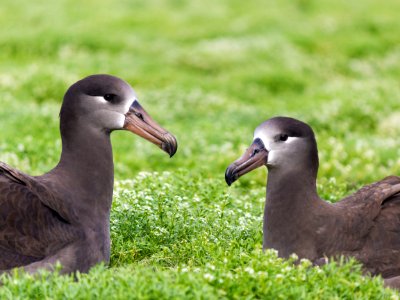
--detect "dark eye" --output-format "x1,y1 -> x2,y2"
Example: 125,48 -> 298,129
279,134 -> 289,142
104,94 -> 117,102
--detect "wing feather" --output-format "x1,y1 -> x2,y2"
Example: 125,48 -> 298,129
0,162 -> 78,270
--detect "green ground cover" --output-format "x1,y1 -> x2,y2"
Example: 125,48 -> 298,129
0,0 -> 400,298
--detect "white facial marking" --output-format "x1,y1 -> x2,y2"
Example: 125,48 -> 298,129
115,114 -> 125,128
93,95 -> 136,115
93,96 -> 110,104
91,96 -> 138,129
253,130 -> 300,166
267,150 -> 277,165
286,137 -> 299,143
254,131 -> 272,151
117,98 -> 137,128
121,98 -> 137,126
124,98 -> 136,114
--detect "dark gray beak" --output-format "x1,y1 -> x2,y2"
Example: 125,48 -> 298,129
225,138 -> 268,186
123,100 -> 178,157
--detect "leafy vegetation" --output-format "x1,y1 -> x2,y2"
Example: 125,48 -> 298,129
1,0 -> 400,298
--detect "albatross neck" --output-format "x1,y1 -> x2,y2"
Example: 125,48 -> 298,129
266,167 -> 320,208
47,122 -> 115,217
263,167 -> 325,256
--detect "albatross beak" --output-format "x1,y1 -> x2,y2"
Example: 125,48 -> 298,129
123,100 -> 178,157
225,138 -> 268,186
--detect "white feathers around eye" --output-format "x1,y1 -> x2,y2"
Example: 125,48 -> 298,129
286,137 -> 299,143
93,96 -> 110,104
253,131 -> 301,166
253,131 -> 300,150
124,99 -> 136,113
92,96 -> 135,113
92,95 -> 136,115
254,131 -> 271,151
89,96 -> 136,130
105,98 -> 136,129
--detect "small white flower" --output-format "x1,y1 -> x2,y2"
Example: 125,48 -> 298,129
204,273 -> 215,281
257,271 -> 267,277
300,258 -> 311,266
283,266 -> 292,272
267,249 -> 278,256
244,267 -> 255,275
206,263 -> 215,270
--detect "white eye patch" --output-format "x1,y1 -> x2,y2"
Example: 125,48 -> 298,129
253,132 -> 300,151
125,99 -> 136,113
254,132 -> 272,151
90,96 -> 138,129
92,96 -> 137,115
93,96 -> 110,104
285,137 -> 299,143
117,98 -> 137,114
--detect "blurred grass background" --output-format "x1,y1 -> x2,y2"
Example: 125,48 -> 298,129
1,0 -> 399,183
1,0 -> 400,298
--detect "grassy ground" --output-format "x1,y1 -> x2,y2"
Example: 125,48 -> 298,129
1,0 -> 400,298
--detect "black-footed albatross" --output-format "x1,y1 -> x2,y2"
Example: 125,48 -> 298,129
0,74 -> 177,274
225,116 -> 400,289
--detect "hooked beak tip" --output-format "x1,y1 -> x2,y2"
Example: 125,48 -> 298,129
225,165 -> 237,186
161,133 -> 178,158
169,147 -> 177,158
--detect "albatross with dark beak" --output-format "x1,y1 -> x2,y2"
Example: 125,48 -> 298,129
226,116 -> 400,289
0,74 -> 177,274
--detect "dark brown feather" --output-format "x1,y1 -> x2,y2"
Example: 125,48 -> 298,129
316,177 -> 400,279
0,163 -> 79,270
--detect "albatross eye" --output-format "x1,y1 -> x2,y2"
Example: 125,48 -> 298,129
104,94 -> 117,102
279,134 -> 289,142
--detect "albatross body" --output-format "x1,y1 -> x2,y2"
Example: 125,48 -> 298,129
225,116 -> 400,289
0,74 -> 177,274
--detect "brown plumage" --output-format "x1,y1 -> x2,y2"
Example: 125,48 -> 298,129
0,163 -> 82,271
225,116 -> 400,289
0,74 -> 177,274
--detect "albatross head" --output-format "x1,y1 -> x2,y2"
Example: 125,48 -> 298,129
60,74 -> 177,157
225,116 -> 318,186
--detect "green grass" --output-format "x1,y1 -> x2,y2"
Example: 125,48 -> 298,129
1,0 -> 400,298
